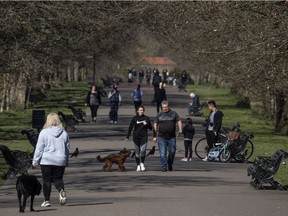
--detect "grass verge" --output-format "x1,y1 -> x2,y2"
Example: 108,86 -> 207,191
188,84 -> 288,186
0,82 -> 89,183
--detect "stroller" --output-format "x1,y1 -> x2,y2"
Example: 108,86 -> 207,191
247,149 -> 288,190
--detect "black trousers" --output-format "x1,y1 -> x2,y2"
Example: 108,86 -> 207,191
184,140 -> 193,158
40,165 -> 65,201
205,131 -> 217,153
90,105 -> 99,118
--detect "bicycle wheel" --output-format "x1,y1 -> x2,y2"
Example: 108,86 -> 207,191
219,149 -> 231,163
244,139 -> 254,160
195,138 -> 208,159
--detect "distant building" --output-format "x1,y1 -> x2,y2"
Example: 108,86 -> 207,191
131,56 -> 176,72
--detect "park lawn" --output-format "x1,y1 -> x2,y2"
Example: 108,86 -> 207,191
188,84 -> 288,186
0,82 -> 88,141
0,82 -> 89,183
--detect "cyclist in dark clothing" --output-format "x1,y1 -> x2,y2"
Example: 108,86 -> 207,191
124,106 -> 152,171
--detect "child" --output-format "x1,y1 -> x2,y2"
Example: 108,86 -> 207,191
181,118 -> 195,161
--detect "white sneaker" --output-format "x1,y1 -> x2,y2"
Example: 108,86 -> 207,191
41,201 -> 51,207
110,120 -> 113,123
202,157 -> 208,162
59,189 -> 67,205
140,163 -> 145,171
181,157 -> 188,161
136,165 -> 141,172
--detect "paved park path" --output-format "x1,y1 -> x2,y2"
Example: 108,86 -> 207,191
0,83 -> 287,216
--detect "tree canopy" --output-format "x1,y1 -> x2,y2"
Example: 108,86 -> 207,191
0,1 -> 287,134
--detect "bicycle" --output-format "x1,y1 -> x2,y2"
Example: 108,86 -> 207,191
195,126 -> 254,162
207,135 -> 232,162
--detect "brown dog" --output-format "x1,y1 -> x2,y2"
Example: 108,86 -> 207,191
97,148 -> 131,171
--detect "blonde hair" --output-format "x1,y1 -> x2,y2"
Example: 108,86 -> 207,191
44,113 -> 64,129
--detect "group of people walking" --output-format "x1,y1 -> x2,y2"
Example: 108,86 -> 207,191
31,81 -> 223,207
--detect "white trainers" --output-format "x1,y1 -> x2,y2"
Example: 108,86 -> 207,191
140,163 -> 145,171
59,189 -> 67,205
202,157 -> 208,162
181,157 -> 188,161
136,165 -> 141,171
188,158 -> 192,161
41,201 -> 51,207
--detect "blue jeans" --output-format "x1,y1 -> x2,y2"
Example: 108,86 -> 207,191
157,137 -> 176,168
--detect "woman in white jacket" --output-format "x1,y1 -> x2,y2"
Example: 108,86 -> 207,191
32,113 -> 70,207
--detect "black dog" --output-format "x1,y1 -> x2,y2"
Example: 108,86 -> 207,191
16,175 -> 42,213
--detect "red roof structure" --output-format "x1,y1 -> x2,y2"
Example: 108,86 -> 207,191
141,57 -> 176,65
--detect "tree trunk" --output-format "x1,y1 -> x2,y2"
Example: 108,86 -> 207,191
67,65 -> 72,82
275,91 -> 288,135
74,61 -> 79,81
0,74 -> 6,112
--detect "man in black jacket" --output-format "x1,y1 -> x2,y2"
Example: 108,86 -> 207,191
203,100 -> 224,161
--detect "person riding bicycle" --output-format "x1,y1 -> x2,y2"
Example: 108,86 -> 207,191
187,92 -> 201,116
202,100 -> 223,161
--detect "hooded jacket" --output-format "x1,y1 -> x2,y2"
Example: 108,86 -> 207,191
32,126 -> 70,166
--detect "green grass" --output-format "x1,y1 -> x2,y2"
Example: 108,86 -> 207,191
0,82 -> 89,183
188,84 -> 288,185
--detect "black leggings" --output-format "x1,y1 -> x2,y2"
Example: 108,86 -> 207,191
133,138 -> 147,165
90,105 -> 99,118
184,140 -> 193,158
206,131 -> 217,153
40,165 -> 65,201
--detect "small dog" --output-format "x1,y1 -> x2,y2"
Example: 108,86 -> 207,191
16,175 -> 42,213
97,148 -> 131,171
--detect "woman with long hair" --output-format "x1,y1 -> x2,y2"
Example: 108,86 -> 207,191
32,113 -> 70,207
86,85 -> 102,123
